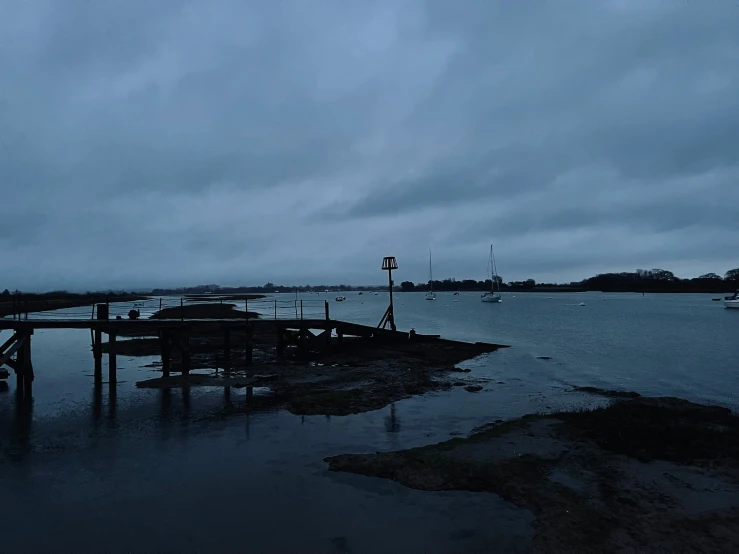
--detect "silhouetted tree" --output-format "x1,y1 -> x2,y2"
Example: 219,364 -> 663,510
650,269 -> 676,281
698,273 -> 722,280
400,281 -> 416,292
725,269 -> 739,282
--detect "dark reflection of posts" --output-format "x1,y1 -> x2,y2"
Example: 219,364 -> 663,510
384,403 -> 400,434
92,383 -> 103,423
246,386 -> 254,406
108,382 -> 117,422
12,388 -> 33,459
159,388 -> 172,422
92,382 -> 116,425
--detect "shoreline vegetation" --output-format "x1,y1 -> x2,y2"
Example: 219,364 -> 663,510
326,391 -> 739,553
3,266 -> 738,303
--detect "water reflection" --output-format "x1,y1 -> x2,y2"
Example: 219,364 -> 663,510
384,403 -> 400,433
92,382 -> 117,424
108,383 -> 117,422
0,387 -> 34,460
3,382 -> 281,464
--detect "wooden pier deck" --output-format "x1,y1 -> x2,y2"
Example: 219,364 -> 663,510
0,313 -> 443,401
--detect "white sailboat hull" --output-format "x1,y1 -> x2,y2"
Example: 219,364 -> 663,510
425,293 -> 436,300
725,300 -> 739,309
481,293 -> 501,303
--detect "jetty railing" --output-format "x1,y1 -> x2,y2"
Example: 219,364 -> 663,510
0,296 -> 332,322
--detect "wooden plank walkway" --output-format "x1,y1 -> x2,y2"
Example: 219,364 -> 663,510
0,318 -> 328,331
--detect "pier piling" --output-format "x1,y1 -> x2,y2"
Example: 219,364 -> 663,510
108,333 -> 117,384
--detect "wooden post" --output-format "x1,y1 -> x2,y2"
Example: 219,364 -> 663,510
224,328 -> 231,362
15,335 -> 25,394
94,303 -> 107,383
15,353 -> 24,393
245,341 -> 253,366
94,329 -> 102,383
220,298 -> 223,319
274,299 -> 277,319
108,332 -> 117,384
387,268 -> 396,331
325,300 -> 330,321
23,332 -> 33,398
160,330 -> 171,378
181,330 -> 191,376
180,297 -> 184,322
276,327 -> 284,356
245,324 -> 253,366
326,326 -> 332,349
159,298 -> 163,313
300,300 -> 304,320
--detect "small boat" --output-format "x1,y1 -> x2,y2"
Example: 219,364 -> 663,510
335,296 -> 346,302
425,249 -> 436,300
725,291 -> 739,309
481,244 -> 502,303
578,302 -> 586,307
358,292 -> 363,295
453,292 -> 460,296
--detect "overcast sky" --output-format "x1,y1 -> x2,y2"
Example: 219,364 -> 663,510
1,0 -> 738,291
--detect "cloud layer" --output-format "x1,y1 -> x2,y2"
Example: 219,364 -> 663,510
2,0 -> 738,290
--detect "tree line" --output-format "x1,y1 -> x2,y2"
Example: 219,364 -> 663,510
4,268 -> 738,297
400,268 -> 739,294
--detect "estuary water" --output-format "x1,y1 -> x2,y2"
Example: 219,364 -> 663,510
0,292 -> 736,553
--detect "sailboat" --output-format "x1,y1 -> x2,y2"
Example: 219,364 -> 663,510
425,249 -> 436,300
481,244 -> 502,303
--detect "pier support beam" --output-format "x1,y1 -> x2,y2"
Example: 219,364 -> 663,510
223,328 -> 231,364
180,330 -> 191,377
276,328 -> 285,357
6,330 -> 34,400
108,332 -> 117,384
93,329 -> 102,384
160,330 -> 171,378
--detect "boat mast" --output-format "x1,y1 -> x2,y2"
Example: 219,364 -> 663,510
491,244 -> 500,295
429,249 -> 433,293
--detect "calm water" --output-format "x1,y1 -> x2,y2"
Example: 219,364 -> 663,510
0,292 -> 737,553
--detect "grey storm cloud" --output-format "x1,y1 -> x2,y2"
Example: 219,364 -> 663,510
1,0 -> 738,291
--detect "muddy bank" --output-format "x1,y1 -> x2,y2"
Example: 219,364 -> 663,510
184,293 -> 266,301
150,302 -> 259,319
326,396 -> 739,553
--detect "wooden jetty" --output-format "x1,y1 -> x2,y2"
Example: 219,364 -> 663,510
0,300 -> 441,402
